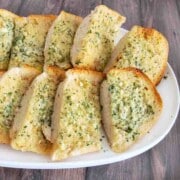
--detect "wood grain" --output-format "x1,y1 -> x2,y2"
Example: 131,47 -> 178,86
0,168 -> 85,180
62,0 -> 102,17
0,0 -> 179,179
18,0 -> 64,16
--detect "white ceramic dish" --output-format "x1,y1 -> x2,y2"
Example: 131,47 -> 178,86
0,28 -> 179,169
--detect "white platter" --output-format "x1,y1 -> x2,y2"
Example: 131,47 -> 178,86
0,28 -> 179,169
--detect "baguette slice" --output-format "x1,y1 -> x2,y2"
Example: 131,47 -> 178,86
9,15 -> 56,71
71,5 -> 126,71
10,67 -> 65,155
100,68 -> 162,152
104,26 -> 169,85
51,69 -> 104,160
44,11 -> 82,70
0,9 -> 18,70
0,66 -> 40,144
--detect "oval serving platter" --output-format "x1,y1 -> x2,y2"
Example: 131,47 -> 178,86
0,28 -> 179,169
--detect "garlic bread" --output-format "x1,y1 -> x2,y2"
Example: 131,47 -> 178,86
9,15 -> 56,71
0,9 -> 18,70
44,11 -> 82,70
10,68 -> 64,155
51,69 -> 103,160
71,5 -> 126,71
0,66 -> 40,144
100,68 -> 162,152
104,26 -> 169,85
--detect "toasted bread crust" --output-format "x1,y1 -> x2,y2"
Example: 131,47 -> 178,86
0,71 -> 5,77
45,66 -> 65,81
28,14 -> 56,19
19,64 -> 42,74
66,68 -> 105,81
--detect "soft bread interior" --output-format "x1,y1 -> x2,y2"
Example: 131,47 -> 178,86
51,69 -> 104,160
71,5 -> 126,71
10,70 -> 63,155
100,68 -> 162,152
100,81 -> 113,143
0,67 -> 40,144
9,15 -> 56,71
0,9 -> 18,70
104,26 -> 169,85
71,15 -> 91,66
44,11 -> 82,70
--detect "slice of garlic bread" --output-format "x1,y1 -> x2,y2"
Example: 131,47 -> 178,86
0,66 -> 40,144
10,67 -> 65,155
71,5 -> 126,71
44,11 -> 82,70
0,9 -> 18,70
104,26 -> 169,85
51,69 -> 103,160
9,15 -> 56,71
100,68 -> 162,152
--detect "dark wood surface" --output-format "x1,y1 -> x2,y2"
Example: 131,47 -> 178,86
0,0 -> 179,179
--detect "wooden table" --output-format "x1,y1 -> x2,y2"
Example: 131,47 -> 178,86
0,0 -> 179,179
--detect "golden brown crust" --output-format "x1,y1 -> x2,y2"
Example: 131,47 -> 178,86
67,68 -> 104,76
14,15 -> 56,22
28,14 -> 56,20
0,71 -> 6,77
66,68 -> 105,82
0,131 -> 10,144
20,64 -> 41,72
12,16 -> 25,26
45,66 -> 65,81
